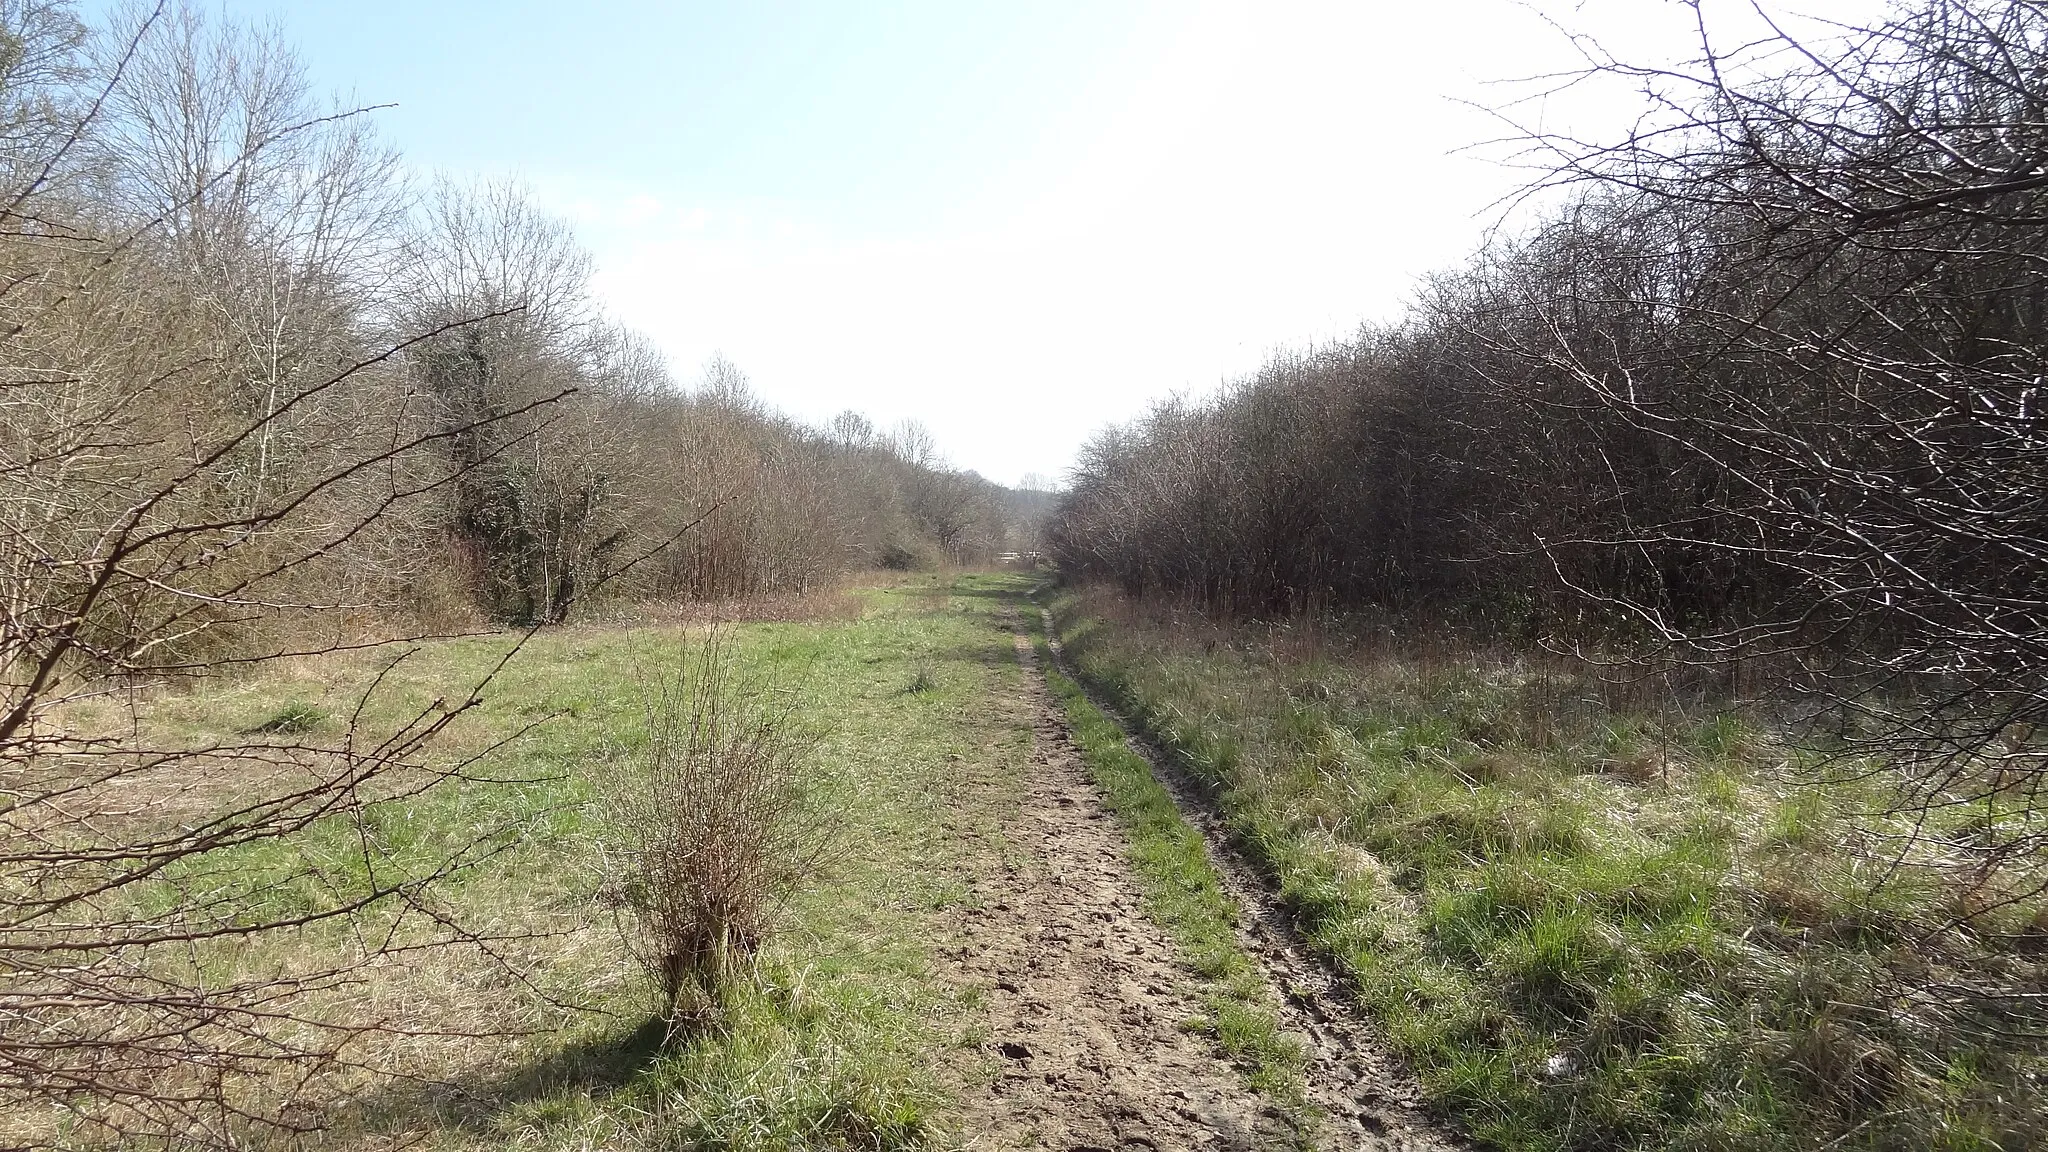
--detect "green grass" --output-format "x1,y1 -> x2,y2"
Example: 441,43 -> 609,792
1008,590 -> 1311,1121
239,699 -> 328,734
1041,584 -> 2047,1152
97,574 -> 1046,1150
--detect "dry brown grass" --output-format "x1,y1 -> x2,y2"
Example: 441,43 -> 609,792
591,632 -> 831,1028
584,587 -> 868,628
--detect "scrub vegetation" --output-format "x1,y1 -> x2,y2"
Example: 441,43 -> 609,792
0,2 -> 1047,1142
1046,4 -> 2048,1146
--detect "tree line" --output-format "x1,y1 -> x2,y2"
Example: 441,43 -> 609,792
0,1 -> 1030,1139
5,0 -> 1033,656
1053,0 -> 2047,827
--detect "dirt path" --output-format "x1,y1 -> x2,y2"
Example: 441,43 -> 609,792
1032,608 -> 1465,1151
939,614 -> 1289,1150
939,603 -> 1469,1150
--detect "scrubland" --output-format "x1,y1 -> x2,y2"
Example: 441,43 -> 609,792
1041,6 -> 2048,1146
13,0 -> 2048,1147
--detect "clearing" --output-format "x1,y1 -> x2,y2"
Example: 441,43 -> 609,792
67,572 -> 1464,1150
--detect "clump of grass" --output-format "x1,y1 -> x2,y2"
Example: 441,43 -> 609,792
501,966 -> 940,1151
594,632 -> 830,1029
905,662 -> 938,695
241,700 -> 326,734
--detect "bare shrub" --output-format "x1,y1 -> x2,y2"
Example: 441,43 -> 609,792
593,632 -> 829,1027
1049,5 -> 2048,1114
1489,0 -> 2048,835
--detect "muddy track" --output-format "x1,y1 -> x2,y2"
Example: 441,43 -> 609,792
943,612 -> 1289,1150
1024,605 -> 1468,1152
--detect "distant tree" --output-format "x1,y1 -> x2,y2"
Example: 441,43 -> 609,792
400,179 -> 639,624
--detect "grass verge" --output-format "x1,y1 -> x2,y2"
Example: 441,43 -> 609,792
1041,583 -> 2046,1152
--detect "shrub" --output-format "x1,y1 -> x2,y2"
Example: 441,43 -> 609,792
242,701 -> 328,735
595,633 -> 829,1027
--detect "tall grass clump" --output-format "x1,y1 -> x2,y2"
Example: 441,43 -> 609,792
595,633 -> 830,1028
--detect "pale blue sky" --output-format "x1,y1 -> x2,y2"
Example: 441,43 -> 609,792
87,1 -> 1882,486
165,2 -> 1162,235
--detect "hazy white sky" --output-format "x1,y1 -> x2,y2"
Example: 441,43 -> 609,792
101,0 -> 1884,486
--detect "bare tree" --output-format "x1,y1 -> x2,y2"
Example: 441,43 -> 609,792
1486,0 -> 2048,853
0,10 -> 587,1144
398,178 -> 645,624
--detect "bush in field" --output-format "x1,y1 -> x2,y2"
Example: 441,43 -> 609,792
595,634 -> 828,1026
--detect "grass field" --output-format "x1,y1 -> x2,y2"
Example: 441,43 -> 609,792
1043,584 -> 2046,1152
44,572 -> 1334,1150
54,575 -> 1035,1149
58,567 -> 2037,1150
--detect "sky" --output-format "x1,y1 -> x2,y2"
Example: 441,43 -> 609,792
87,0 -> 1882,487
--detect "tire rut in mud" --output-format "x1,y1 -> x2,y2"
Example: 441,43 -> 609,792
1028,605 -> 1469,1152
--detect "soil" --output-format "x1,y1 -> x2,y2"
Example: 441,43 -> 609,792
936,605 -> 1467,1150
1034,608 -> 1465,1151
940,617 -> 1286,1150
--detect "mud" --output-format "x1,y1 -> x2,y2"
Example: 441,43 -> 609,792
1033,609 -> 1465,1150
943,617 -> 1287,1150
940,603 -> 1466,1150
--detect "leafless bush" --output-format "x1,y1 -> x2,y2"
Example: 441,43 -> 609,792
1480,0 -> 2048,868
1056,0 -> 2048,799
1050,11 -> 2048,1059
593,632 -> 829,1028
